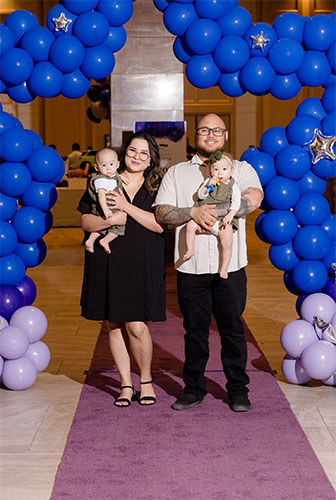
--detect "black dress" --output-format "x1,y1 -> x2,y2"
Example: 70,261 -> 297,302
77,185 -> 166,322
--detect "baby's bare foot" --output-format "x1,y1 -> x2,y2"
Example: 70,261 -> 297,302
85,242 -> 94,253
220,269 -> 228,279
99,240 -> 111,254
183,250 -> 195,261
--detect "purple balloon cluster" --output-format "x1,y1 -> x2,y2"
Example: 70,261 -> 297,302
281,293 -> 336,385
0,306 -> 50,390
0,1 -> 133,103
156,0 -> 336,98
249,86 -> 336,296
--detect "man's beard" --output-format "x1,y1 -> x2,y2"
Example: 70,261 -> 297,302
196,144 -> 225,158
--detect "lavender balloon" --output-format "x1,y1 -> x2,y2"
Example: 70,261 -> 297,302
280,319 -> 317,358
281,354 -> 312,385
300,293 -> 336,324
10,305 -> 47,343
0,315 -> 8,330
0,325 -> 29,359
323,372 -> 336,386
25,340 -> 50,372
0,354 -> 3,378
2,356 -> 37,390
301,340 -> 336,380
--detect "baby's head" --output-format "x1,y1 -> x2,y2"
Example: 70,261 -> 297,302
95,148 -> 119,176
208,151 -> 234,181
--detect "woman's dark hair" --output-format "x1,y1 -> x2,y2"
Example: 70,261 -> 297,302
118,131 -> 161,192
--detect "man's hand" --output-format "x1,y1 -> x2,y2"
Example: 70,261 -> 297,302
190,205 -> 218,231
106,211 -> 127,226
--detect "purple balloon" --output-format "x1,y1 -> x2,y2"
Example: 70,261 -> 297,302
280,319 -> 318,357
301,293 -> 336,324
0,354 -> 3,378
323,277 -> 336,302
296,294 -> 308,316
301,340 -> 336,380
281,354 -> 312,384
15,276 -> 37,306
323,372 -> 336,385
0,316 -> 8,330
2,355 -> 37,390
25,340 -> 50,372
0,325 -> 29,359
10,305 -> 47,343
0,286 -> 25,320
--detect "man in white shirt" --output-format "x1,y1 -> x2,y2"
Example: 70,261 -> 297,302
154,113 -> 263,412
67,142 -> 82,173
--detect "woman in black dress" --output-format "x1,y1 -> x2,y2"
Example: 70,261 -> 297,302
78,132 -> 165,407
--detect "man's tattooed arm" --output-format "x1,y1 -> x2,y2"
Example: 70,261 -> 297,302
215,187 -> 264,218
155,205 -> 192,227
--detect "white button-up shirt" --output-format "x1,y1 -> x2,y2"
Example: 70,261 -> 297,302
153,154 -> 263,275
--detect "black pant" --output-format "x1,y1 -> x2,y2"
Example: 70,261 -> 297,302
177,269 -> 249,400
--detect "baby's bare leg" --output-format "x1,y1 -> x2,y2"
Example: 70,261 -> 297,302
99,232 -> 118,254
218,224 -> 233,279
183,219 -> 199,261
85,232 -> 100,253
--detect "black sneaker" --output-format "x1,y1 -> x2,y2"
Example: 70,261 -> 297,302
172,393 -> 203,411
229,394 -> 251,412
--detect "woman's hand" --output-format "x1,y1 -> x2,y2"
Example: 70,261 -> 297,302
107,189 -> 131,213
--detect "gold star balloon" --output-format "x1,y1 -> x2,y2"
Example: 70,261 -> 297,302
250,31 -> 270,51
305,129 -> 336,164
52,12 -> 72,32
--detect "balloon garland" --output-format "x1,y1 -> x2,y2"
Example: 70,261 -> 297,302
0,0 -> 335,389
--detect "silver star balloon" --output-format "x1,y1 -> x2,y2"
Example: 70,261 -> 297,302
305,128 -> 336,164
250,31 -> 270,51
321,325 -> 336,345
314,316 -> 330,339
52,12 -> 72,32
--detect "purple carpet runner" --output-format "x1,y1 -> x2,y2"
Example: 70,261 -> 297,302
51,311 -> 336,500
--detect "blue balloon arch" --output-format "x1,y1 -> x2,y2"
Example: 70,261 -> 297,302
0,0 -> 335,389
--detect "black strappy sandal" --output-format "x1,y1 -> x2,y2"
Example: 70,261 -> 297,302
114,385 -> 137,407
138,380 -> 156,406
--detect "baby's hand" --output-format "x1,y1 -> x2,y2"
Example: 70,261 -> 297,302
222,213 -> 234,226
104,209 -> 113,218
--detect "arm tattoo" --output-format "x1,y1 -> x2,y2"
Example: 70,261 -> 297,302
215,187 -> 263,218
236,197 -> 252,217
155,204 -> 192,226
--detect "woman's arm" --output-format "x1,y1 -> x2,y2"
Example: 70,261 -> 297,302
81,211 -> 127,232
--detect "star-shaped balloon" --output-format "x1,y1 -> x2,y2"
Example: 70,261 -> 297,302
305,128 -> 336,164
250,31 -> 270,51
321,325 -> 336,345
52,12 -> 72,32
314,316 -> 329,339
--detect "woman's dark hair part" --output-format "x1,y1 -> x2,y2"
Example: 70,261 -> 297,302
118,131 -> 161,192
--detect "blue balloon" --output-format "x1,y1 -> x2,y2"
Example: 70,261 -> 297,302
194,0 -> 230,20
4,10 -> 39,44
273,13 -> 305,42
103,26 -> 127,53
286,115 -> 321,146
61,69 -> 90,99
185,19 -> 221,55
63,0 -> 99,15
293,225 -> 331,260
0,24 -> 15,55
0,253 -> 26,286
254,211 -> 272,244
0,111 -> 22,135
245,151 -> 276,186
296,51 -> 331,87
322,84 -> 336,113
268,39 -> 304,74
26,146 -> 64,183
213,36 -> 249,72
20,181 -> 57,211
240,146 -> 260,162
46,6 -> 77,37
260,126 -> 289,156
80,45 -> 115,80
303,15 -> 335,52
311,158 -> 336,179
153,0 -> 169,13
6,81 -> 36,104
49,35 -> 85,73
292,260 -> 328,294
28,61 -> 63,98
12,206 -> 49,243
173,37 -> 192,63
51,164 -> 65,185
163,3 -> 198,36
321,214 -> 336,242
73,11 -> 109,47
25,130 -> 43,150
0,221 -> 18,257
14,239 -> 47,268
283,271 -> 302,295
0,286 -> 24,320
217,7 -> 252,37
186,55 -> 220,89
270,73 -> 302,100
16,276 -> 36,306
323,73 -> 336,89
327,41 -> 336,72
296,97 -> 327,121
294,193 -> 331,226
97,0 -> 133,27
219,71 -> 245,97
297,171 -> 327,195
321,242 -> 336,274
321,112 -> 336,136
269,241 -> 299,271
0,48 -> 33,86
0,193 -> 17,221
0,129 -> 33,162
261,209 -> 298,245
244,23 -> 277,57
264,176 -> 300,210
239,58 -> 275,95
44,210 -> 53,234
275,145 -> 311,180
0,162 -> 32,197
20,27 -> 55,62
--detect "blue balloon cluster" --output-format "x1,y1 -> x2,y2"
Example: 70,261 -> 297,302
155,1 -> 336,97
249,85 -> 336,296
0,2 -> 133,102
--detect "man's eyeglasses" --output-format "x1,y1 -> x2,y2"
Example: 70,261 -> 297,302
196,127 -> 226,137
126,147 -> 150,162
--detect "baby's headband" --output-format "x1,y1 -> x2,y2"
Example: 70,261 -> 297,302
208,151 -> 223,164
